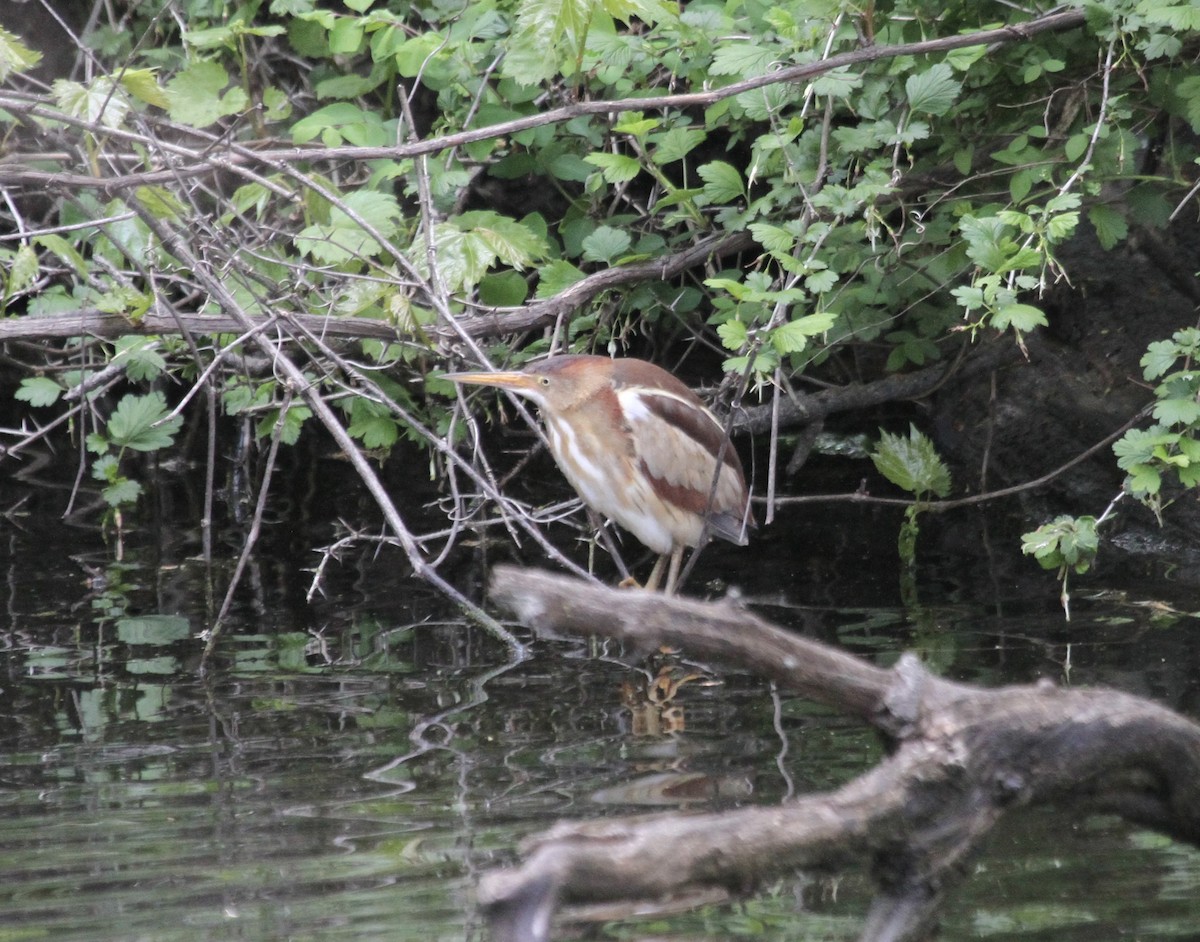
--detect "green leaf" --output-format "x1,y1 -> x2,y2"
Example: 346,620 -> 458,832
106,392 -> 183,452
749,222 -> 794,254
1140,2 -> 1200,31
535,260 -> 587,298
348,400 -> 399,450
1087,204 -> 1128,250
872,424 -> 952,499
651,127 -> 706,164
166,61 -> 249,128
478,270 -> 529,306
102,478 -> 142,507
15,377 -> 63,407
905,63 -> 961,116
0,25 -> 41,81
991,303 -> 1048,334
117,615 -> 191,645
455,211 -> 548,269
716,318 -> 748,351
584,152 -> 642,183
53,76 -> 130,129
134,185 -> 186,221
1141,339 -> 1180,380
120,68 -> 169,109
1127,463 -> 1162,495
113,337 -> 167,382
6,244 -> 38,295
1021,515 -> 1098,573
296,190 -> 403,264
258,406 -> 311,445
34,234 -> 86,277
1176,76 -> 1200,133
581,225 -> 631,263
1153,398 -> 1200,426
697,161 -> 745,204
710,42 -> 778,79
772,312 -> 835,354
328,16 -> 364,53
503,0 -> 594,85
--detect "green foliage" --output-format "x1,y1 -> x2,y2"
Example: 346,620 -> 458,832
872,425 -> 952,573
1022,516 -> 1099,575
16,376 -> 63,407
872,425 -> 952,501
1021,514 -> 1100,618
0,25 -> 41,80
3,0 -> 1200,587
91,392 -> 183,453
1113,329 -> 1200,503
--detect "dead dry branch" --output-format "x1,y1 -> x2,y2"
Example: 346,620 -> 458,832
479,566 -> 1200,942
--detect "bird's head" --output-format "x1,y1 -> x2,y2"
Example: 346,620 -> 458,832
443,356 -> 612,414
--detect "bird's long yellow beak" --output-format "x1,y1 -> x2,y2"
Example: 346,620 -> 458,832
442,370 -> 539,392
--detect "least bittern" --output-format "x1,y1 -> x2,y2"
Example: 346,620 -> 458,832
445,355 -> 754,593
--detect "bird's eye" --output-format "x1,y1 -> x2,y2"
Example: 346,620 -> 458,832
539,376 -> 551,386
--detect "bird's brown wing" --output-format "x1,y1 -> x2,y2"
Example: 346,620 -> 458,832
618,387 -> 752,545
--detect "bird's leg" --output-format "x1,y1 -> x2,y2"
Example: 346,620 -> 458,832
663,545 -> 685,596
642,553 -> 669,592
587,509 -> 633,582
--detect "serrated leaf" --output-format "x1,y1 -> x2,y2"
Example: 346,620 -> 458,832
106,392 -> 183,452
1140,2 -> 1200,31
805,270 -> 838,294
478,270 -> 529,306
535,259 -> 587,298
456,211 -> 548,269
651,127 -> 706,164
503,0 -> 593,85
166,61 -> 249,128
15,377 -> 62,407
872,424 -> 951,498
0,26 -> 41,81
348,400 -> 399,449
1088,204 -> 1128,250
103,478 -> 143,507
612,115 -> 659,136
34,234 -> 86,277
258,406 -> 311,445
710,42 -> 777,78
905,63 -> 960,116
134,185 -> 186,221
120,68 -> 169,108
1141,340 -> 1179,380
53,76 -> 130,129
748,222 -> 794,254
1176,76 -> 1200,133
581,225 -> 631,263
697,161 -> 744,203
6,244 -> 38,295
1153,398 -> 1200,426
584,151 -> 642,183
991,303 -> 1047,334
716,318 -> 748,351
296,190 -> 403,264
1127,463 -> 1162,495
329,16 -> 364,53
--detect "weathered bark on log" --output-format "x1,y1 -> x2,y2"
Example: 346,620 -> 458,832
478,566 -> 1200,942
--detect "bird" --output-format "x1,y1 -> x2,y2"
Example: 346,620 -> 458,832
444,354 -> 754,593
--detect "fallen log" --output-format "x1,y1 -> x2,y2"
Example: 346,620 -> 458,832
478,566 -> 1200,942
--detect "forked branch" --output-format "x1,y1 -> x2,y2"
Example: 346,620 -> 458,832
479,566 -> 1200,942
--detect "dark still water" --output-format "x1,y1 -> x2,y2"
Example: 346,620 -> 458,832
3,450 -> 1200,941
